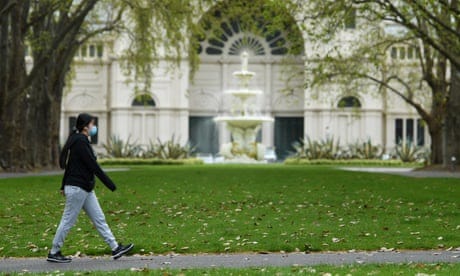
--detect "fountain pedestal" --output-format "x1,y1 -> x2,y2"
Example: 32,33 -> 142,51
214,52 -> 274,162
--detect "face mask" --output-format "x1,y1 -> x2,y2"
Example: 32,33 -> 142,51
89,126 -> 98,136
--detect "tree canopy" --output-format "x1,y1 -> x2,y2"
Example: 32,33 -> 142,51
291,0 -> 460,164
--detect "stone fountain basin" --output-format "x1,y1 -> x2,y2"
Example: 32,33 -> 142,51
214,116 -> 274,128
225,89 -> 262,98
232,70 -> 255,77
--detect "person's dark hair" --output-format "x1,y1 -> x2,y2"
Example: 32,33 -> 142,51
59,113 -> 95,169
74,113 -> 94,133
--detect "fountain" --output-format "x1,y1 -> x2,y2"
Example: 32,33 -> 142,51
214,51 -> 274,162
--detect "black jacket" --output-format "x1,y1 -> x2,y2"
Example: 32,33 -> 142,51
60,133 -> 116,192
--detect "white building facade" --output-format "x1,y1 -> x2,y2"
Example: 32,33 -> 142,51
60,3 -> 429,160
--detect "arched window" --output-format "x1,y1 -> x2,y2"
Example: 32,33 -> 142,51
132,94 -> 156,107
338,96 -> 361,108
199,20 -> 291,57
197,1 -> 304,57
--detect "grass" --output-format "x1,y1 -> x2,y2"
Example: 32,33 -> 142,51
4,263 -> 460,275
0,165 -> 459,258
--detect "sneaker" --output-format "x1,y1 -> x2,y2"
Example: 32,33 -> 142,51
112,243 -> 134,260
47,251 -> 71,263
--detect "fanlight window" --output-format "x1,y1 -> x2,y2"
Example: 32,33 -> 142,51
199,20 -> 289,56
338,96 -> 361,108
132,94 -> 156,107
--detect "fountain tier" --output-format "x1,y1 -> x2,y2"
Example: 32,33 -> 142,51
214,116 -> 273,129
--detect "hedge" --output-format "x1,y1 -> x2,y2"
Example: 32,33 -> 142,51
98,158 -> 204,166
284,158 -> 422,167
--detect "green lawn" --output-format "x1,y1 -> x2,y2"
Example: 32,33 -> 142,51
5,263 -> 460,275
0,165 -> 458,258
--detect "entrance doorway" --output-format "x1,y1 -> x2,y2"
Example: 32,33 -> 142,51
189,116 -> 219,155
274,117 -> 304,160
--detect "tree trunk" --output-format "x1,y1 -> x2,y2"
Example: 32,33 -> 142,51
429,124 -> 443,164
26,41 -> 79,170
444,65 -> 460,167
0,1 -> 29,171
28,61 -> 74,169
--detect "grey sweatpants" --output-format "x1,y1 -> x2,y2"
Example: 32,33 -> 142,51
51,185 -> 118,254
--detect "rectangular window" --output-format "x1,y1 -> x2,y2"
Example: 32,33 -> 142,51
415,47 -> 420,58
391,47 -> 398,59
81,45 -> 87,57
69,117 -> 77,135
400,47 -> 406,59
344,8 -> 356,29
89,45 -> 96,57
406,119 -> 414,143
395,118 -> 403,144
417,119 -> 425,146
407,47 -> 414,59
97,44 -> 103,58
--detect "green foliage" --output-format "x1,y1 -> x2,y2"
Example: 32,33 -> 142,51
292,136 -> 382,160
292,0 -> 453,165
98,158 -> 203,166
102,135 -> 143,158
103,135 -> 195,160
0,166 -> 458,258
348,139 -> 382,159
120,0 -> 213,92
198,0 -> 304,54
292,136 -> 341,160
117,0 -> 307,93
143,135 -> 195,160
291,137 -> 428,163
284,158 -> 417,167
394,141 -> 425,163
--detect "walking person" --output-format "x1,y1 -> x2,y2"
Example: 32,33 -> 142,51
47,113 -> 133,263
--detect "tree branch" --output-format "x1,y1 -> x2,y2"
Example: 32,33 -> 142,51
381,0 -> 460,68
0,0 -> 16,17
363,73 -> 431,120
321,67 -> 431,121
406,0 -> 460,38
78,6 -> 125,44
12,0 -> 99,98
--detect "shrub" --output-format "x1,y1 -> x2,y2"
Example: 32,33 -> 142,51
393,141 -> 422,162
292,136 -> 341,160
347,139 -> 382,159
143,135 -> 195,160
102,135 -> 143,158
284,158 -> 419,167
291,137 -> 429,163
98,158 -> 204,166
101,135 -> 195,160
